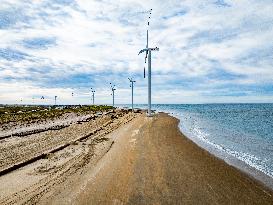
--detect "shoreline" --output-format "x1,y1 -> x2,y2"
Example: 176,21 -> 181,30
124,103 -> 273,184
167,112 -> 273,191
181,127 -> 273,191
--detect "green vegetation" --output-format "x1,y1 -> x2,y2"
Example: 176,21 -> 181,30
0,105 -> 114,125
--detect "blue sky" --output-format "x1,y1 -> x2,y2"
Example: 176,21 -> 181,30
0,0 -> 272,105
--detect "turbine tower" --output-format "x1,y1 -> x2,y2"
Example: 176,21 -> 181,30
110,83 -> 116,107
138,9 -> 159,117
128,78 -> 136,111
91,88 -> 95,105
54,96 -> 57,105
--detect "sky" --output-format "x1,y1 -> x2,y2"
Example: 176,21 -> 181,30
0,0 -> 272,105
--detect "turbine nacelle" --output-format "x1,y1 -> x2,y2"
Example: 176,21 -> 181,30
110,83 -> 116,90
128,78 -> 136,83
138,47 -> 159,55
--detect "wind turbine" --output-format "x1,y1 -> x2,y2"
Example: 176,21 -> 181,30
110,83 -> 116,107
41,96 -> 45,105
71,92 -> 74,106
128,78 -> 136,111
91,88 -> 95,105
138,9 -> 159,117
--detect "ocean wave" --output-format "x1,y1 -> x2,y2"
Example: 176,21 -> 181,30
177,117 -> 273,178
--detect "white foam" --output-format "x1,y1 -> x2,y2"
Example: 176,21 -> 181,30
174,113 -> 273,178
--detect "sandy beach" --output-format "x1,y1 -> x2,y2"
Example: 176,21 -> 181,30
0,111 -> 273,204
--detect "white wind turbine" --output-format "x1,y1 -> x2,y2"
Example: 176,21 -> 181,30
128,78 -> 136,111
138,9 -> 159,117
91,88 -> 95,105
110,83 -> 116,107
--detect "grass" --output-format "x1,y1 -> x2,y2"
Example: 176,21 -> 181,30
0,105 -> 113,125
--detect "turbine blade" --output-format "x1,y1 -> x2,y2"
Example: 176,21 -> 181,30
144,67 -> 146,78
145,50 -> 148,63
138,49 -> 146,55
146,30 -> 148,48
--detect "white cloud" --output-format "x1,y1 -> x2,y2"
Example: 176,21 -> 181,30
0,0 -> 272,104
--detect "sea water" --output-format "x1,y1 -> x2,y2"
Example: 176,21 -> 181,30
120,104 -> 273,181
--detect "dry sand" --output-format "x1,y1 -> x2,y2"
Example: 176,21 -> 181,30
0,112 -> 273,204
0,109 -> 137,204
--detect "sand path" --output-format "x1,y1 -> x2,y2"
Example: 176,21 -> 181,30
72,113 -> 273,205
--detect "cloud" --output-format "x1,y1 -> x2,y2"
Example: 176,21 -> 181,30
0,0 -> 272,104
0,48 -> 30,61
22,37 -> 56,49
214,0 -> 231,7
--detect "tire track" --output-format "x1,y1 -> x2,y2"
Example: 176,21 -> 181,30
0,112 -> 138,205
0,111 -> 133,175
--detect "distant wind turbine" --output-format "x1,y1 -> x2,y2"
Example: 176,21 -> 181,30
91,88 -> 95,105
110,83 -> 116,107
41,96 -> 45,105
128,78 -> 136,111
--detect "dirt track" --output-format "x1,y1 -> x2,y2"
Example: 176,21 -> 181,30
0,112 -> 110,173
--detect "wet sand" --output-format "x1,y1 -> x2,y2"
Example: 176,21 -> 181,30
1,112 -> 273,204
